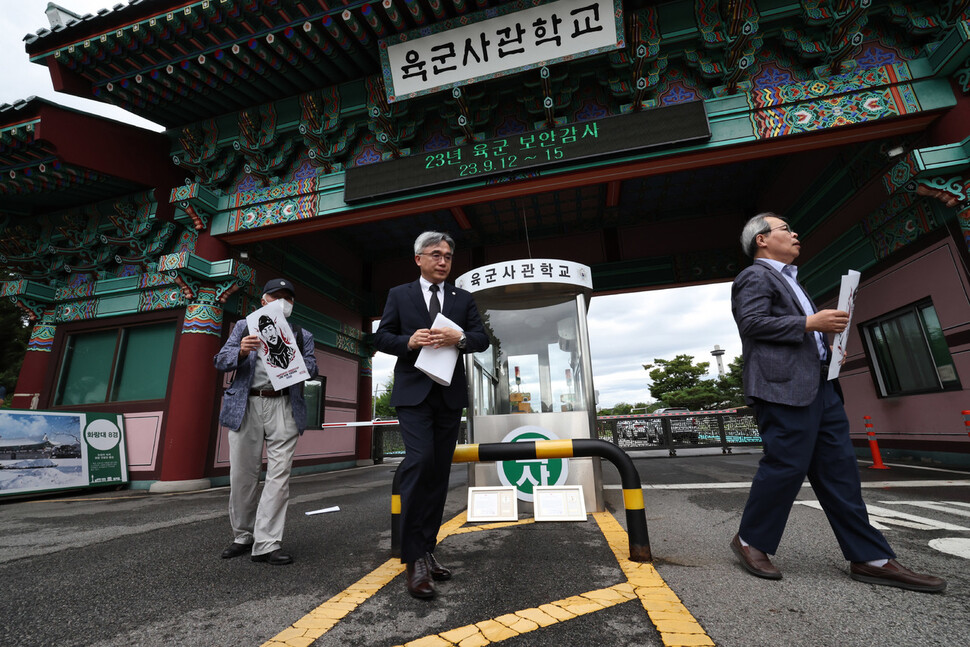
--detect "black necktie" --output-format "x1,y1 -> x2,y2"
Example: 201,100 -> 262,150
428,284 -> 440,319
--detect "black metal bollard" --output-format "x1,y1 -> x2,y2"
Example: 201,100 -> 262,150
390,438 -> 651,562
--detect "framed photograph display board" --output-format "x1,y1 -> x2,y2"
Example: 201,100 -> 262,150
466,486 -> 518,522
533,485 -> 587,521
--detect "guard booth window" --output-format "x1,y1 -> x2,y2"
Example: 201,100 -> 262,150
54,321 -> 178,406
470,299 -> 587,416
860,299 -> 960,397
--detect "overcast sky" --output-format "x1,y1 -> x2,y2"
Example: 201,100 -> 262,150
1,2 -> 164,131
3,2 -> 743,409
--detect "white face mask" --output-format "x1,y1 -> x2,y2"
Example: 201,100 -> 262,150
279,299 -> 294,318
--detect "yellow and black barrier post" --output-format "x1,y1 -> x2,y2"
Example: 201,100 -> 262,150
390,438 -> 651,562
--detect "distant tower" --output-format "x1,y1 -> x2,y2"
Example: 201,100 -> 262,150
711,345 -> 726,376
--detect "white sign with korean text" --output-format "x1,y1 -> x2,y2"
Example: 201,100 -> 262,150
382,0 -> 623,102
455,259 -> 592,293
246,300 -> 311,391
827,269 -> 860,381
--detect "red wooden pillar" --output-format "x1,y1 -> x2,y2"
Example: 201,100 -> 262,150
155,304 -> 224,486
12,322 -> 56,409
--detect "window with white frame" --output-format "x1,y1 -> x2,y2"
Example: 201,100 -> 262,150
860,299 -> 960,397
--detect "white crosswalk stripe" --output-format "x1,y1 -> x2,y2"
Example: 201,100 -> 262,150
883,501 -> 970,518
795,501 -> 970,531
795,498 -> 970,560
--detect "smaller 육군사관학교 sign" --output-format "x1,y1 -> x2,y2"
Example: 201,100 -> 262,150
247,299 -> 311,391
455,259 -> 593,294
0,410 -> 128,498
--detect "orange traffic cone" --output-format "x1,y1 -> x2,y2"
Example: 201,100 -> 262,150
864,416 -> 889,470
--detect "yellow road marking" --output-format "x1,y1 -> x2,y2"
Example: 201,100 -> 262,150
450,518 -> 535,536
397,583 -> 638,647
260,512 -> 472,647
594,512 -> 714,647
261,509 -> 713,647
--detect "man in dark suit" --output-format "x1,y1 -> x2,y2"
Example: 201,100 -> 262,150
374,231 -> 490,599
730,212 -> 945,593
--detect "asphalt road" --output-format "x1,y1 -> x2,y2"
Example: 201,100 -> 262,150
2,449 -> 968,647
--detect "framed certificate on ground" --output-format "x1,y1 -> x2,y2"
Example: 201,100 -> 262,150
533,485 -> 587,521
466,486 -> 518,522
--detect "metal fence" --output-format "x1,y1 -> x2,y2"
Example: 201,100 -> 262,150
596,408 -> 762,456
369,409 -> 759,462
371,421 -> 469,464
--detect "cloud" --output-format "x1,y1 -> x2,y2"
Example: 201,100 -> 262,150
0,411 -> 80,442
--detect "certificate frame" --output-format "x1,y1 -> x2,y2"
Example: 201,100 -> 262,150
533,485 -> 588,521
466,486 -> 518,522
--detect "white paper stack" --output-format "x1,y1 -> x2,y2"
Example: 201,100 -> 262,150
827,269 -> 861,381
414,313 -> 464,386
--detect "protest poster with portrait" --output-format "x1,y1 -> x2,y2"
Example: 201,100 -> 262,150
246,300 -> 311,391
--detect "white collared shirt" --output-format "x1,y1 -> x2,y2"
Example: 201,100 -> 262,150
757,258 -> 827,360
419,276 -> 445,313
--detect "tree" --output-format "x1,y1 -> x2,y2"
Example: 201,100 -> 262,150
644,354 -> 710,402
597,402 -> 650,416
715,355 -> 745,407
373,376 -> 395,419
643,353 -> 745,410
0,300 -> 30,405
664,384 -> 725,410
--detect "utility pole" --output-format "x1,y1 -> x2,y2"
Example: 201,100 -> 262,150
711,345 -> 726,376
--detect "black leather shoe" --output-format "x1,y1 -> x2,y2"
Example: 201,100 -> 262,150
426,552 -> 452,581
221,542 -> 252,559
251,549 -> 293,565
850,559 -> 946,593
731,533 -> 782,580
406,557 -> 435,599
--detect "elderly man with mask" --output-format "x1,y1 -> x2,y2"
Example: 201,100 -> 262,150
214,278 -> 317,565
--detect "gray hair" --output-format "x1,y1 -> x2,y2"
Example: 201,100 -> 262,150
413,231 -> 455,255
740,212 -> 784,258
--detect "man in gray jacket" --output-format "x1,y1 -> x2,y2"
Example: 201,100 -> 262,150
214,278 -> 317,566
729,213 -> 944,592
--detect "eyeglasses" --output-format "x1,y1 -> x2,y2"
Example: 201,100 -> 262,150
420,252 -> 453,262
764,224 -> 795,236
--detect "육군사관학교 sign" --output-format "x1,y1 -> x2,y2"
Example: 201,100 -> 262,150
0,410 -> 128,498
380,0 -> 624,102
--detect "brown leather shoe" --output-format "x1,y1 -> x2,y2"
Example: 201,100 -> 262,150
426,552 -> 452,581
406,556 -> 435,599
731,533 -> 782,580
850,559 -> 946,593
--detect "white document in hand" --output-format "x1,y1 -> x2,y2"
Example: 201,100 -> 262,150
415,313 -> 464,386
827,269 -> 861,381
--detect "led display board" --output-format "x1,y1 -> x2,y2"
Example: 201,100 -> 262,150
344,100 -> 710,203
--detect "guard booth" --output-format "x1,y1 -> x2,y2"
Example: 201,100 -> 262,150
455,259 -> 603,512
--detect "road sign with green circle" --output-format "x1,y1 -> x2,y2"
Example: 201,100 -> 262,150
496,426 -> 569,502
